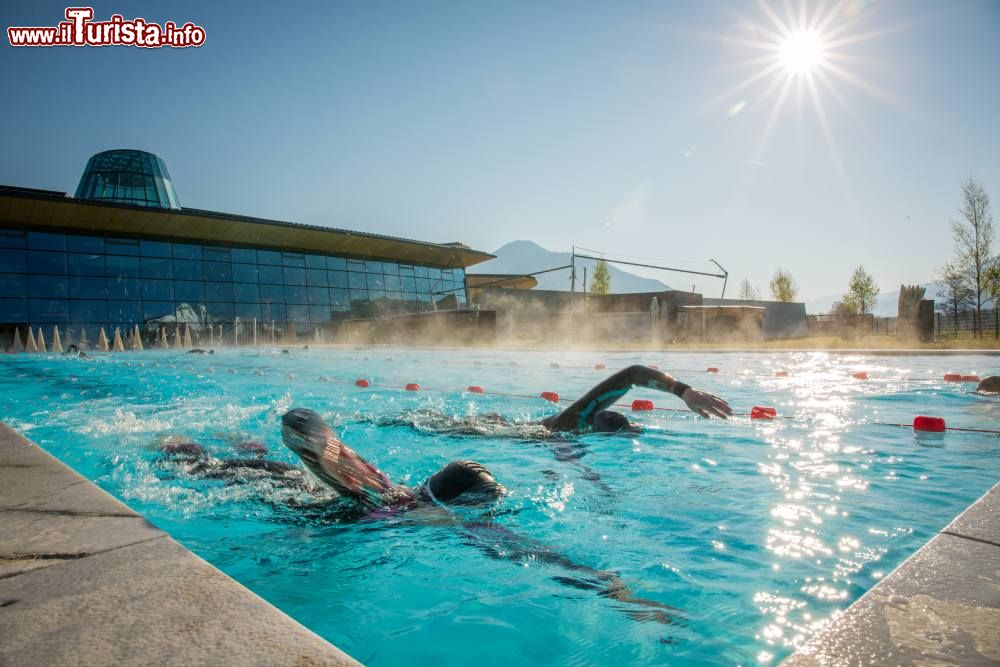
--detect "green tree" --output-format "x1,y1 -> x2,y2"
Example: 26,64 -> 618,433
937,260 -> 974,334
842,265 -> 880,315
590,259 -> 611,295
950,178 -> 995,336
738,278 -> 761,300
769,268 -> 797,302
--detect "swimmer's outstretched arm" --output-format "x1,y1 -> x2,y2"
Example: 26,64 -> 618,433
541,364 -> 732,431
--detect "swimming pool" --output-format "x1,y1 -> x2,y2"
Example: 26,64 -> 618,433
1,349 -> 997,665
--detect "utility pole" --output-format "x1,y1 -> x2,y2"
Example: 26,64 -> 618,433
570,246 -> 577,293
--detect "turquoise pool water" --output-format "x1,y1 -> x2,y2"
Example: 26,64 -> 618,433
1,349 -> 997,665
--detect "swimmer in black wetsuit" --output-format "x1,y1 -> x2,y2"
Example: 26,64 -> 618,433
977,376 -> 1000,394
540,364 -> 732,433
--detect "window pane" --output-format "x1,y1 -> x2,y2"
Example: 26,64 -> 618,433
202,246 -> 231,261
139,240 -> 171,257
306,268 -> 327,286
0,273 -> 27,297
0,248 -> 27,272
70,300 -> 106,322
305,254 -> 326,269
349,289 -> 368,303
307,286 -> 329,305
203,261 -> 232,282
348,272 -> 366,290
68,276 -> 106,298
28,251 -> 66,274
141,279 -> 173,301
0,298 -> 28,320
141,256 -> 172,279
282,253 -> 305,268
309,305 -> 330,322
329,270 -> 348,288
27,232 -> 66,251
172,243 -> 202,260
105,238 -> 139,255
346,260 -> 365,272
414,266 -> 428,278
108,301 -> 142,322
283,267 -> 306,285
259,284 -> 284,301
106,255 -> 140,278
0,230 -> 26,249
400,276 -> 416,292
143,301 -> 174,321
67,235 -> 104,253
234,283 -> 259,303
173,281 -> 204,302
231,248 -> 257,264
235,302 -> 261,319
258,265 -> 283,284
383,262 -> 399,276
232,263 -> 258,283
287,304 -> 309,322
257,250 -> 281,265
172,259 -> 203,281
205,282 -> 234,302
415,277 -> 430,293
29,298 -> 69,322
364,261 -> 383,273
106,276 -> 140,299
206,302 -> 234,319
326,256 -> 346,271
398,265 -> 415,276
68,253 -> 105,276
367,273 -> 385,290
330,289 -> 350,309
261,302 -> 285,321
285,285 -> 307,304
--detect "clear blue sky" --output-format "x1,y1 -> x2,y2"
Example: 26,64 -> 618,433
2,1 -> 998,301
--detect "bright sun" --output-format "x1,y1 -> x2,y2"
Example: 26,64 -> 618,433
778,29 -> 826,76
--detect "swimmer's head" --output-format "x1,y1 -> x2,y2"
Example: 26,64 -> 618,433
422,460 -> 506,505
592,410 -> 633,433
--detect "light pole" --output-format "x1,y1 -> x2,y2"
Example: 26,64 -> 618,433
709,259 -> 729,300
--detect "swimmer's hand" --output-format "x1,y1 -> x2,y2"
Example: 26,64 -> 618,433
681,388 -> 732,419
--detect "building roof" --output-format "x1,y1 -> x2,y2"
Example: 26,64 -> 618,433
0,185 -> 494,269
465,274 -> 539,290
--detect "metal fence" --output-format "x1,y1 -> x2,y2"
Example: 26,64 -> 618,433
935,309 -> 1000,338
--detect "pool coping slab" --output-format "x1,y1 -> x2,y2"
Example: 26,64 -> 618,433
782,481 -> 1000,666
0,422 -> 360,666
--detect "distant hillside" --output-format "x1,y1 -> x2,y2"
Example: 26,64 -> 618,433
471,240 -> 670,293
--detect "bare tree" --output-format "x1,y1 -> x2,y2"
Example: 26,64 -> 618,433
950,178 -> 994,336
738,278 -> 761,300
769,269 -> 798,302
937,260 -> 974,335
842,265 -> 880,315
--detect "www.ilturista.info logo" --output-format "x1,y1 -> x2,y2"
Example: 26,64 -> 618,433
8,7 -> 206,48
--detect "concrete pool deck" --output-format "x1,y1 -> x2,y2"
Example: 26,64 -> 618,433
0,422 -> 358,666
784,481 -> 1000,665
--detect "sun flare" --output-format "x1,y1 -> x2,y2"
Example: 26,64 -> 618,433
778,29 -> 826,76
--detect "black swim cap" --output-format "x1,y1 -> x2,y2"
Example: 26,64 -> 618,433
592,410 -> 631,433
424,460 -> 504,504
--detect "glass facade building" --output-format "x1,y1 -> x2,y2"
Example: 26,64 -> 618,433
0,150 -> 486,348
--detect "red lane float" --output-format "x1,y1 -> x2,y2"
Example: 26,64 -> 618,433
355,379 -> 370,387
943,373 -> 962,382
962,375 -> 980,383
540,391 -> 560,403
405,383 -> 420,391
852,371 -> 869,380
467,385 -> 484,393
706,367 -> 719,373
595,363 -> 606,370
913,415 -> 946,432
631,399 -> 654,411
750,406 -> 777,419
774,370 -> 789,377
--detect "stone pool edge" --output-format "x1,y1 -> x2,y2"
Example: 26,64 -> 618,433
782,480 -> 1000,665
0,422 -> 360,666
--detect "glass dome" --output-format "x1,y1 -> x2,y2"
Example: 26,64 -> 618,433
74,149 -> 180,209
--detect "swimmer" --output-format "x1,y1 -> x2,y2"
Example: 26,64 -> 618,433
187,348 -> 215,355
156,440 -> 309,486
977,376 -> 1000,394
281,408 -> 503,509
540,365 -> 731,433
